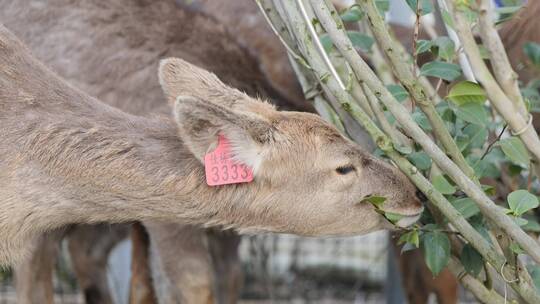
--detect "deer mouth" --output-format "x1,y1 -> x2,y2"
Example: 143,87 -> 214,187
376,206 -> 424,228
394,211 -> 423,228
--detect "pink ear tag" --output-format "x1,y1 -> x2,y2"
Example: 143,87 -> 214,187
204,134 -> 254,186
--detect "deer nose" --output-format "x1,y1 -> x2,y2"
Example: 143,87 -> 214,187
415,189 -> 427,203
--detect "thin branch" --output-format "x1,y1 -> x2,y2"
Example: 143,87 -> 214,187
295,0 -> 345,90
255,0 -> 309,67
477,0 -> 528,117
361,83 -> 412,148
412,0 -> 421,79
361,20 -> 395,85
480,124 -> 507,160
436,0 -> 476,81
448,258 -> 506,304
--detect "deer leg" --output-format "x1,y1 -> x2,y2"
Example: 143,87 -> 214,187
432,269 -> 459,304
14,230 -> 63,304
396,248 -> 431,304
207,229 -> 243,304
129,222 -> 157,304
145,222 -> 215,304
394,238 -> 458,304
67,224 -> 128,304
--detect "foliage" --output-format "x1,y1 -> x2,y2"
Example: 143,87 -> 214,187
259,0 -> 540,301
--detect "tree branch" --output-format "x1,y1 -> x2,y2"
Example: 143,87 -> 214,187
477,0 -> 527,117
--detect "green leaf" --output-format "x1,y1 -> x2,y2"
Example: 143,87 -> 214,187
529,265 -> 540,291
420,61 -> 462,81
447,81 -> 487,105
394,143 -> 413,155
454,102 -> 488,125
470,157 -> 499,179
460,124 -> 488,150
441,9 -> 454,29
385,212 -> 404,224
401,242 -> 417,253
398,230 -> 420,248
340,5 -> 365,22
412,111 -> 432,131
500,137 -> 530,167
509,242 -> 525,255
524,42 -> 540,68
405,0 -> 433,15
471,218 -> 492,244
482,184 -> 496,196
347,31 -> 374,52
387,84 -> 409,102
507,190 -> 539,216
375,0 -> 390,14
416,40 -> 433,55
451,197 -> 480,219
361,195 -> 387,208
460,244 -> 483,277
495,5 -> 522,15
408,151 -> 432,170
320,32 -> 374,53
522,216 -> 540,232
512,216 -> 528,226
422,231 -> 451,275
319,34 -> 334,53
433,37 -> 455,61
478,44 -> 491,59
432,175 -> 456,195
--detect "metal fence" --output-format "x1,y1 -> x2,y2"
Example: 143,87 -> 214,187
0,231 -> 391,303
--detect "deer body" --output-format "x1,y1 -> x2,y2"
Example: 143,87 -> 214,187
0,1 -> 423,267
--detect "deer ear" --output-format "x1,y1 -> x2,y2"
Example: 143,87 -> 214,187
159,57 -> 243,107
173,95 -> 273,173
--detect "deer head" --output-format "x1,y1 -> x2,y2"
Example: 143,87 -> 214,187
159,58 -> 424,236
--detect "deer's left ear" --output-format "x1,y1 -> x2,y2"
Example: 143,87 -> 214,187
173,95 -> 273,173
159,57 -> 242,107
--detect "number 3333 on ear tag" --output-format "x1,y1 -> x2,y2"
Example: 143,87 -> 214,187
204,134 -> 254,186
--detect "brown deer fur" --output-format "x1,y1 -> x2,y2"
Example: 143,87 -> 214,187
130,223 -> 157,304
499,0 -> 540,88
177,0 -> 307,110
14,230 -> 63,304
13,224 -> 127,304
68,225 -> 129,304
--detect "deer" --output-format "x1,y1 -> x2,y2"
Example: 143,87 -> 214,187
14,224 -> 128,304
0,10 -> 424,282
2,0 -> 308,302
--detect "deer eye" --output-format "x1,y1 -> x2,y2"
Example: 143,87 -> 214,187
336,165 -> 356,175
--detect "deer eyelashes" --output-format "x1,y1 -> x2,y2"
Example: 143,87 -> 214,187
335,165 -> 356,175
